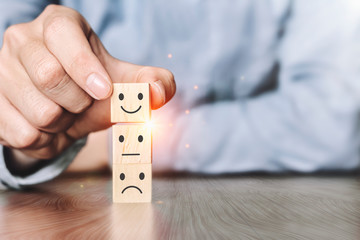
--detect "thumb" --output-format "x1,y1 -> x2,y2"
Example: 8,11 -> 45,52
88,29 -> 176,109
66,57 -> 176,140
104,57 -> 176,110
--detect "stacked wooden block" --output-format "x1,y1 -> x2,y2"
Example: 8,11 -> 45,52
111,83 -> 152,203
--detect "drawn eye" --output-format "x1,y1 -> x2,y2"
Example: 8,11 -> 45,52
138,135 -> 143,142
139,172 -> 145,180
119,135 -> 124,143
120,173 -> 125,180
138,93 -> 143,100
119,93 -> 124,100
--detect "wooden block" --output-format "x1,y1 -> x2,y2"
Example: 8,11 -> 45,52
111,83 -> 150,123
111,204 -> 155,238
113,164 -> 152,203
112,124 -> 152,164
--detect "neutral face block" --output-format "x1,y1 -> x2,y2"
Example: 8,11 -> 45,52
112,124 -> 152,164
111,83 -> 151,123
113,164 -> 152,203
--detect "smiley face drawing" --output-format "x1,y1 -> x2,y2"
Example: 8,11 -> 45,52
113,164 -> 152,203
112,125 -> 152,164
111,83 -> 150,123
119,91 -> 143,114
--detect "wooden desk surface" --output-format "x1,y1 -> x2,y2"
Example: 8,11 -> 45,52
0,172 -> 360,240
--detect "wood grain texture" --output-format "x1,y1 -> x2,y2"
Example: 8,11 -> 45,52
112,124 -> 152,164
1,173 -> 360,239
111,83 -> 150,123
113,164 -> 152,203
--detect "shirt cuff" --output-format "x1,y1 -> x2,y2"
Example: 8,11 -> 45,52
0,137 -> 87,190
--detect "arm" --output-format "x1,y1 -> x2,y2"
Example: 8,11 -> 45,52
0,3 -> 175,189
0,0 -> 61,189
154,1 -> 360,173
0,138 -> 86,189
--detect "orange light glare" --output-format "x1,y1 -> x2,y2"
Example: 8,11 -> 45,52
144,120 -> 154,130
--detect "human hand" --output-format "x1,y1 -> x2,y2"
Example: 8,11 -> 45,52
0,5 -> 175,164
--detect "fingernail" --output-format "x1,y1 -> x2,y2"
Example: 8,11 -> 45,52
153,80 -> 166,105
86,73 -> 111,100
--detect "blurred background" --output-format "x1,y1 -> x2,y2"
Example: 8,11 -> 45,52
2,0 -> 360,174
67,0 -> 360,174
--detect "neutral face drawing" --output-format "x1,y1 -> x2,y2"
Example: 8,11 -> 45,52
118,133 -> 143,157
112,125 -> 152,164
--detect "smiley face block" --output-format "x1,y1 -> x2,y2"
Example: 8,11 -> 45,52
113,164 -> 152,203
112,124 -> 152,164
111,83 -> 150,123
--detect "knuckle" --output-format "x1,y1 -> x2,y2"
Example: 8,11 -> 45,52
43,4 -> 62,15
35,103 -> 63,128
138,66 -> 174,81
70,51 -> 91,69
43,4 -> 83,42
138,66 -> 157,78
44,15 -> 74,41
3,25 -> 17,42
15,128 -> 41,149
3,24 -> 26,48
71,95 -> 93,114
44,4 -> 80,18
34,60 -> 65,91
136,66 -> 158,83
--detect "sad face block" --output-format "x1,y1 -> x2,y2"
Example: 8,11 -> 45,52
112,124 -> 152,164
113,164 -> 152,203
111,83 -> 150,123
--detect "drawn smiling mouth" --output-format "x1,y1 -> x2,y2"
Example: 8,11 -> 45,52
121,105 -> 142,114
121,185 -> 143,194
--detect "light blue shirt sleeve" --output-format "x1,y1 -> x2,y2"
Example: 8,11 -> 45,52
0,138 -> 86,190
241,1 -> 360,172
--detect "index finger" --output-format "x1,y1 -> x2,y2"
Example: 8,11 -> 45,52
42,7 -> 112,100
